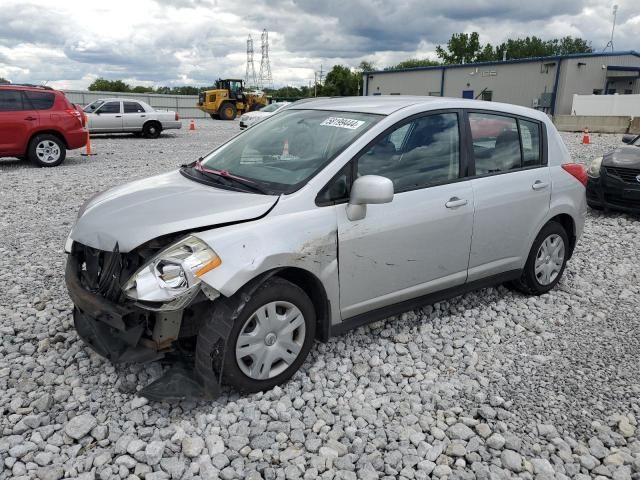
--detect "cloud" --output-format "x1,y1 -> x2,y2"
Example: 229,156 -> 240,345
0,0 -> 637,89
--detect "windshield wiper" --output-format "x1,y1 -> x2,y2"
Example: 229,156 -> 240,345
194,159 -> 269,194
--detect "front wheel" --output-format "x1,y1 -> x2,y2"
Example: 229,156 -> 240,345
509,221 -> 569,295
195,277 -> 316,393
219,102 -> 237,120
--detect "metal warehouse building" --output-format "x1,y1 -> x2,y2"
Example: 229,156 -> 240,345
362,51 -> 640,115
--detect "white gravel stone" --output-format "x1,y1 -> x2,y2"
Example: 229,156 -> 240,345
64,414 -> 98,440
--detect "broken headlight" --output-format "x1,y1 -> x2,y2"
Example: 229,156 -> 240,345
123,236 -> 221,304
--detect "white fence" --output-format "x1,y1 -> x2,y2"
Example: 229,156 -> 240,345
571,94 -> 640,117
63,90 -> 208,119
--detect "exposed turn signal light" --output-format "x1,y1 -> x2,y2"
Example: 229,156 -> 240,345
195,256 -> 222,277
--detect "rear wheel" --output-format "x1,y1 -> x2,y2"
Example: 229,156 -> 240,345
219,102 -> 237,120
209,113 -> 219,120
28,134 -> 66,167
195,277 -> 315,393
142,121 -> 162,138
509,221 -> 568,295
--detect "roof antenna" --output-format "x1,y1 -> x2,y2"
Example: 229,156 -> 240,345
603,5 -> 618,52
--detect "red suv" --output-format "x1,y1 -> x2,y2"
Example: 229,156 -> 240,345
0,84 -> 87,167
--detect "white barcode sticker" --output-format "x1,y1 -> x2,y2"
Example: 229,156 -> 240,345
320,117 -> 365,129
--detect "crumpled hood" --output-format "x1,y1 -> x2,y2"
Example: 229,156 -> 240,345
69,170 -> 279,252
602,145 -> 640,168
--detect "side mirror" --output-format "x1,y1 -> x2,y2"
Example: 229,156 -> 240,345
346,175 -> 394,221
621,134 -> 636,144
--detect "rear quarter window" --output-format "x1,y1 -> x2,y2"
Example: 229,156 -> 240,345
24,91 -> 56,110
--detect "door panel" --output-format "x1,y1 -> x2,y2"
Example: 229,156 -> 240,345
0,90 -> 39,155
337,182 -> 474,318
466,112 -> 550,280
468,168 -> 551,280
89,101 -> 122,132
123,101 -> 146,131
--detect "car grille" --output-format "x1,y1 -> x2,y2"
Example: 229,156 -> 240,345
71,243 -> 143,302
605,166 -> 640,184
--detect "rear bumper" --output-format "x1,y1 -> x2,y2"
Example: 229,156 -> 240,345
587,175 -> 640,214
65,128 -> 88,150
161,121 -> 182,130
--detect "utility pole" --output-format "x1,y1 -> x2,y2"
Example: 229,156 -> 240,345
258,29 -> 273,90
245,35 -> 258,89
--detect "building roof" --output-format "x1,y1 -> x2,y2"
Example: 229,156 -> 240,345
365,50 -> 640,75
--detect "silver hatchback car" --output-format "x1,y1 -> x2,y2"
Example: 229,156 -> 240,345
65,96 -> 587,399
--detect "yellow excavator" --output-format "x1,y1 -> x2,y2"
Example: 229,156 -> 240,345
197,79 -> 268,120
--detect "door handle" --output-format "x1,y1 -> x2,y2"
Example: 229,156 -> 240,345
115,115 -> 122,118
140,115 -> 146,117
445,197 -> 468,208
532,180 -> 549,191
24,116 -> 37,121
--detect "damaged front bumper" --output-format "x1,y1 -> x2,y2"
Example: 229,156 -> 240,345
65,253 -> 222,401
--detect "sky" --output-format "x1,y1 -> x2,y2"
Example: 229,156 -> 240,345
0,0 -> 638,90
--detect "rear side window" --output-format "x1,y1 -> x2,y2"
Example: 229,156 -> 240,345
24,91 -> 55,110
124,101 -> 145,113
0,90 -> 25,111
519,119 -> 541,166
97,101 -> 121,114
469,113 -> 521,174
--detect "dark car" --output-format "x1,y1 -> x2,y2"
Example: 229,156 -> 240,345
0,84 -> 87,167
586,134 -> 640,213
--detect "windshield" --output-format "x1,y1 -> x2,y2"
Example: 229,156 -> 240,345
196,109 -> 381,194
261,103 -> 284,113
84,100 -> 104,113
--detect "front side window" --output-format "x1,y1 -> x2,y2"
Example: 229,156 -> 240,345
470,113 -> 521,174
97,101 -> 121,114
24,91 -> 55,110
0,90 -> 24,111
124,101 -> 145,113
83,100 -> 104,113
356,112 -> 460,192
195,109 -> 380,193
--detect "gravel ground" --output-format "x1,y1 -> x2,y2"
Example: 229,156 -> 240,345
1,121 -> 639,480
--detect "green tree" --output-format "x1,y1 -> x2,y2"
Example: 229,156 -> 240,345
436,32 -> 593,64
0,77 -> 10,84
358,61 -> 376,72
386,58 -> 440,70
88,78 -> 131,92
436,32 -> 482,64
131,85 -> 154,93
322,65 -> 359,96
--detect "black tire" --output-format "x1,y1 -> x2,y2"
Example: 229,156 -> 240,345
195,277 -> 316,393
28,134 -> 66,167
219,102 -> 237,121
142,121 -> 162,138
509,221 -> 569,295
209,113 -> 219,120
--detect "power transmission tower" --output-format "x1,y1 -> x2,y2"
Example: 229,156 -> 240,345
245,35 -> 258,89
603,5 -> 618,52
258,29 -> 273,90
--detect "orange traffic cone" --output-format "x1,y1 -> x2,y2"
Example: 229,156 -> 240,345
282,139 -> 289,156
81,130 -> 96,156
582,127 -> 590,145
189,120 -> 196,131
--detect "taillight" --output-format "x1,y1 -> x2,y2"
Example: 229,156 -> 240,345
64,108 -> 84,127
562,163 -> 587,187
175,112 -> 180,121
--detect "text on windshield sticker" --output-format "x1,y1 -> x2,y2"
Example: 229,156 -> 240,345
320,117 -> 365,130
